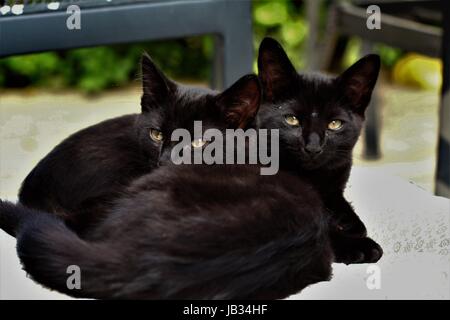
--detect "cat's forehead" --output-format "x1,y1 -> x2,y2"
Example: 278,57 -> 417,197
176,84 -> 216,99
282,74 -> 343,114
159,89 -> 221,130
141,88 -> 218,129
297,74 -> 336,100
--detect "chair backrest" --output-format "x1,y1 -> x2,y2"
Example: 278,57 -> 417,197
1,0 -> 160,16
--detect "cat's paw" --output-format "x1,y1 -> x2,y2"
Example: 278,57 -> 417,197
333,237 -> 383,265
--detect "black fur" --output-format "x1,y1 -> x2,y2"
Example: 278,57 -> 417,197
18,54 -> 258,235
0,73 -> 334,299
257,37 -> 383,264
1,165 -> 334,299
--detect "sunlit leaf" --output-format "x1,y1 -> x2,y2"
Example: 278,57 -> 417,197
254,1 -> 289,26
281,19 -> 308,46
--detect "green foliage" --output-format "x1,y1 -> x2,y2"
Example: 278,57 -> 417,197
254,1 -> 289,27
342,38 -> 363,69
375,44 -> 403,68
253,0 -> 307,71
0,0 -> 403,94
341,38 -> 403,70
65,47 -> 135,92
0,37 -> 212,94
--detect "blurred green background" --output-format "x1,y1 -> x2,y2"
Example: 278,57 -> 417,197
0,0 -> 424,94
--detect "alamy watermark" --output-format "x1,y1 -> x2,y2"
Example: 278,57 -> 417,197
170,121 -> 280,175
66,265 -> 81,290
366,265 -> 381,290
1,2 -> 382,32
366,5 -> 381,30
66,4 -> 81,30
0,1 -> 81,30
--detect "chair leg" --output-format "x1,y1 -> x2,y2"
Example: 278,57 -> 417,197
364,92 -> 381,159
361,40 -> 381,159
326,36 -> 350,73
321,3 -> 348,72
211,35 -> 225,90
436,2 -> 450,197
305,0 -> 322,71
210,0 -> 253,90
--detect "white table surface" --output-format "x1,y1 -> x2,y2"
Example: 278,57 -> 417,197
1,166 -> 449,300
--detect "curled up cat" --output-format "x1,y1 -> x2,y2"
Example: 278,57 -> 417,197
256,38 -> 383,264
17,54 -> 226,235
0,39 -> 384,299
0,74 -> 334,299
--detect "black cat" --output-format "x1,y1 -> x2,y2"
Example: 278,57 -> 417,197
257,37 -> 383,264
0,75 -> 333,299
18,54 -> 249,235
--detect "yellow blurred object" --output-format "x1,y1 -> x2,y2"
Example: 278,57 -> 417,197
392,54 -> 442,91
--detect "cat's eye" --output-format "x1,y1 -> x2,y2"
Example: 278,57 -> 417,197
285,115 -> 300,126
191,138 -> 207,148
328,120 -> 343,131
149,129 -> 164,142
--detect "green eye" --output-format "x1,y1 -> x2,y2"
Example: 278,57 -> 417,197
149,129 -> 164,142
191,138 -> 207,148
328,120 -> 343,131
285,115 -> 300,126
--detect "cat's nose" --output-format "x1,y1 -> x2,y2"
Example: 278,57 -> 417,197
304,133 -> 323,155
304,144 -> 322,155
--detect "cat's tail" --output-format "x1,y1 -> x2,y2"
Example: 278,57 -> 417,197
0,199 -> 42,237
0,200 -> 120,298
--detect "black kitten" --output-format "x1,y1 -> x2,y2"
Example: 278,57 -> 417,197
257,37 -> 382,264
0,76 -> 333,299
18,54 -> 250,235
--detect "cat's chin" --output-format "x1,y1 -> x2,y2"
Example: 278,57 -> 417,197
297,159 -> 326,171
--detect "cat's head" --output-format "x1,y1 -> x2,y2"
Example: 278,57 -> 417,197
136,53 -> 261,166
257,37 -> 380,170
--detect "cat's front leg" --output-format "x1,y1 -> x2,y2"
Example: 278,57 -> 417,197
326,195 -> 383,264
326,194 -> 367,238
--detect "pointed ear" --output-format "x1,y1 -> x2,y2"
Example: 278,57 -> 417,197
141,53 -> 175,112
258,37 -> 298,101
337,54 -> 380,114
216,75 -> 261,129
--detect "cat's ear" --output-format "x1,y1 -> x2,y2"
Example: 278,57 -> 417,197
141,53 -> 175,111
216,74 -> 261,129
258,37 -> 298,101
337,54 -> 380,114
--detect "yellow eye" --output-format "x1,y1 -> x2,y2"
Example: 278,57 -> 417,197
328,120 -> 343,131
191,138 -> 207,148
285,115 -> 300,126
149,129 -> 164,142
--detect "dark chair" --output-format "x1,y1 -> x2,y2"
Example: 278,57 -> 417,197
0,0 -> 254,89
